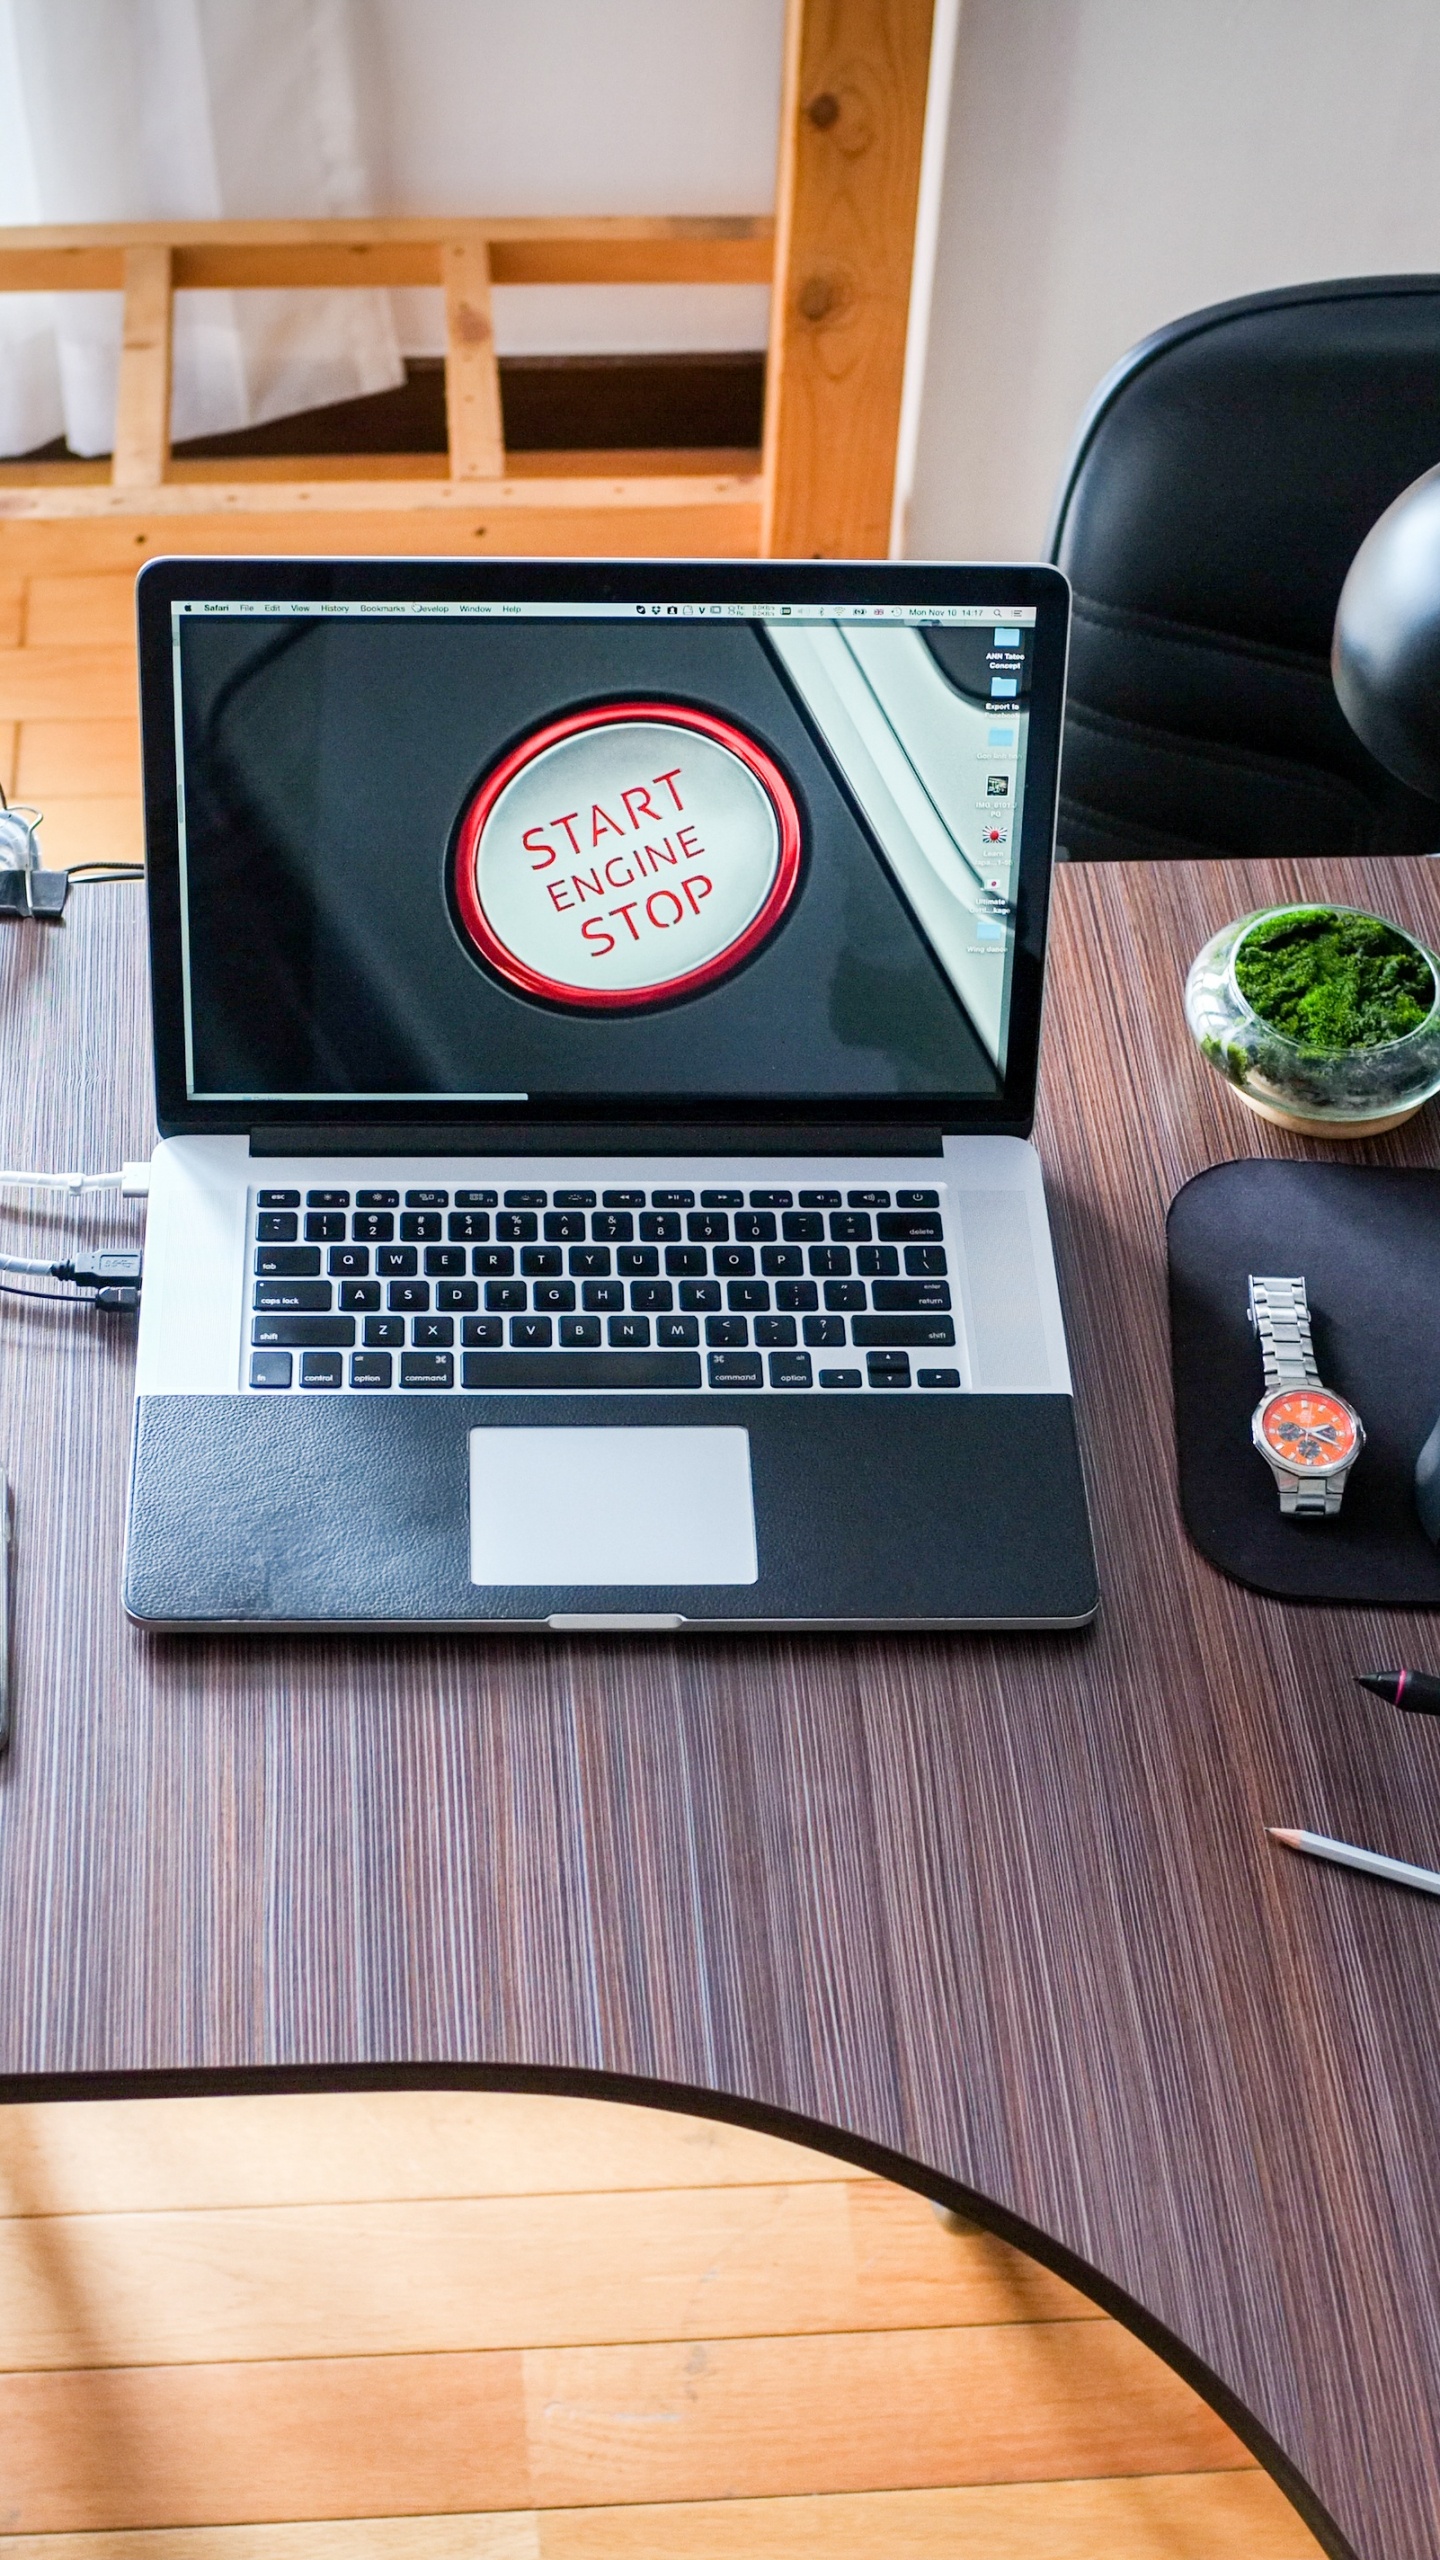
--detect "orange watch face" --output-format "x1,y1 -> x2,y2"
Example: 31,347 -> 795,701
1260,1389 -> 1358,1471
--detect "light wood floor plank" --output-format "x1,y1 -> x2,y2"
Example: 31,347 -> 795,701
15,721 -> 141,798
0,2181 -> 1091,2370
0,720 -> 16,794
30,798 -> 144,869
522,2322 -> 1249,2509
0,648 -> 138,722
0,2530 -> 540,2560
0,579 -> 22,647
0,2094 -> 860,2219
22,576 -> 139,649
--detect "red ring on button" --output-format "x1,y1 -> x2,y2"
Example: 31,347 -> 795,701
452,700 -> 802,1009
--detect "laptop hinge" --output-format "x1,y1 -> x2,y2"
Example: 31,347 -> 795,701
248,1120 -> 948,1159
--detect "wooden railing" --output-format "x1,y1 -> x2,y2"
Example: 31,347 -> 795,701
0,1 -> 936,558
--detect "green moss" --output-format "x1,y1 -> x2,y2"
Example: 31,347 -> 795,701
1234,908 -> 1434,1050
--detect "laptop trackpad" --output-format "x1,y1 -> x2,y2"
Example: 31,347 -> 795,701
469,1426 -> 758,1586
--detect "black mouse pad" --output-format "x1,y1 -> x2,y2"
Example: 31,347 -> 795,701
1168,1160 -> 1440,1604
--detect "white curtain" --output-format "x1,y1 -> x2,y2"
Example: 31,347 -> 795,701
0,0 -> 402,457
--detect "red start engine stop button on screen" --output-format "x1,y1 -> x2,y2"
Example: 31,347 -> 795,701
452,702 -> 802,1009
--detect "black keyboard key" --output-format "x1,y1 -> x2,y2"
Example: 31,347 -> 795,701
400,1211 -> 442,1242
853,1314 -> 955,1347
454,1189 -> 498,1209
679,1280 -> 721,1311
897,1188 -> 940,1208
617,1246 -> 659,1277
904,1245 -> 948,1276
254,1244 -> 320,1277
657,1314 -> 700,1346
544,1212 -> 587,1242
504,1188 -> 546,1208
858,1245 -> 900,1277
388,1280 -> 431,1312
350,1352 -> 392,1389
748,1189 -> 792,1208
356,1188 -> 399,1208
560,1315 -> 602,1346
351,1211 -> 393,1242
486,1281 -> 527,1311
878,1211 -> 944,1240
412,1316 -> 455,1347
473,1246 -> 515,1277
700,1189 -> 743,1207
329,1246 -> 370,1278
799,1189 -> 841,1207
819,1367 -> 863,1389
761,1245 -> 804,1277
630,1281 -> 673,1312
872,1280 -> 952,1310
707,1315 -> 748,1347
498,1211 -> 538,1242
867,1352 -> 912,1388
425,1246 -> 467,1277
436,1281 -> 480,1312
782,1211 -> 823,1240
463,1351 -> 702,1390
553,1189 -> 596,1208
713,1245 -> 756,1277
461,1316 -> 504,1347
735,1211 -> 776,1241
521,1246 -> 564,1276
775,1280 -> 818,1311
511,1316 -> 553,1347
401,1352 -> 453,1389
591,1210 -> 633,1242
254,1280 -> 332,1312
651,1188 -> 694,1208
769,1351 -> 813,1388
583,1280 -> 625,1311
256,1211 -> 299,1243
448,1211 -> 491,1242
256,1189 -> 300,1209
305,1212 -> 346,1241
378,1246 -> 419,1276
830,1212 -> 871,1241
406,1189 -> 450,1208
300,1351 -> 344,1388
810,1245 -> 852,1277
533,1281 -> 576,1312
847,1190 -> 891,1208
251,1314 -> 355,1349
249,1350 -> 292,1388
601,1189 -> 645,1208
708,1351 -> 762,1388
339,1280 -> 381,1311
823,1280 -> 865,1311
571,1246 -> 612,1277
363,1316 -> 405,1347
639,1210 -> 681,1241
727,1280 -> 770,1312
665,1246 -> 707,1277
918,1367 -> 962,1388
687,1210 -> 729,1242
609,1315 -> 652,1348
307,1189 -> 350,1209
754,1314 -> 796,1346
803,1314 -> 846,1347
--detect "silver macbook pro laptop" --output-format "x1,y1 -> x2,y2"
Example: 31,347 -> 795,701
124,555 -> 1096,1632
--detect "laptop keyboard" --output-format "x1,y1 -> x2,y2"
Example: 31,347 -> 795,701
246,1181 -> 961,1395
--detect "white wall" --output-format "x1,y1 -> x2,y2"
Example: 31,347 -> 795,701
906,0 -> 1440,562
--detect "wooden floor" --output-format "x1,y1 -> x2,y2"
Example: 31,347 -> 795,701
0,2088 -> 1319,2557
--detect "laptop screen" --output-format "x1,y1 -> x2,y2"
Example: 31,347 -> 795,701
139,561 -> 1068,1134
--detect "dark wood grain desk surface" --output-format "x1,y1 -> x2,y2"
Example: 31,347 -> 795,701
2,854 -> 1440,2560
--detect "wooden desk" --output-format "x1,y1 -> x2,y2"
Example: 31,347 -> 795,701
2,854 -> 1438,2560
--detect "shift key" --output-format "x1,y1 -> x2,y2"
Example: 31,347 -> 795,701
251,1314 -> 355,1348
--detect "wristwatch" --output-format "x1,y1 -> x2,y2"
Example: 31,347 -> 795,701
1248,1275 -> 1364,1518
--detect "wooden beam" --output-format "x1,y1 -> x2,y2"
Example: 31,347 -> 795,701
762,0 -> 935,557
442,238 -> 506,480
111,244 -> 172,491
0,218 -> 774,295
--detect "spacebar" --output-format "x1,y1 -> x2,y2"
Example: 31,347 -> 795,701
461,1351 -> 702,1390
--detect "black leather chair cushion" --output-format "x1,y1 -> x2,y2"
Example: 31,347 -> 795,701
1048,278 -> 1440,860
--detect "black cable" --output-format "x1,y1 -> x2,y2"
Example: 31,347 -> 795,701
0,1281 -> 98,1305
66,867 -> 145,885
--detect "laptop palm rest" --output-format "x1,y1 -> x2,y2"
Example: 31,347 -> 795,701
469,1426 -> 758,1587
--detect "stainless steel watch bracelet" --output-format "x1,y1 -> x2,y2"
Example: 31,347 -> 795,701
1248,1274 -> 1341,1517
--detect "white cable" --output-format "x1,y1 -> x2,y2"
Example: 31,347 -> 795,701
0,1255 -> 57,1275
0,1161 -> 150,1197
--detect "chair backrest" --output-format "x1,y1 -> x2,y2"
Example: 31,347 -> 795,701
1048,277 -> 1440,860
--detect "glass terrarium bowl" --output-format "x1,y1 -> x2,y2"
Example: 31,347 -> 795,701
1184,904 -> 1440,1137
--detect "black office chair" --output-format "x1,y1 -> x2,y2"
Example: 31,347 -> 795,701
1047,277 -> 1440,861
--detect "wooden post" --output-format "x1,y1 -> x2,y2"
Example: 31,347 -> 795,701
762,0 -> 935,557
112,243 -> 173,490
442,236 -> 505,481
